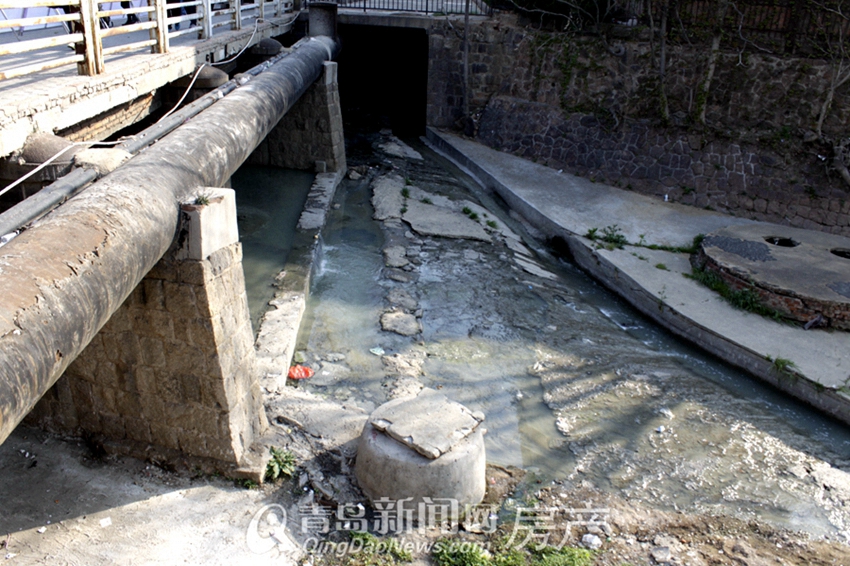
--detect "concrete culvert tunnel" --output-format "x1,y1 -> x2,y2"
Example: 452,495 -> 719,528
336,24 -> 429,136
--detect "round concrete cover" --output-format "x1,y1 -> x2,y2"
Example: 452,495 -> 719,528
701,223 -> 850,303
368,388 -> 484,459
355,389 -> 487,513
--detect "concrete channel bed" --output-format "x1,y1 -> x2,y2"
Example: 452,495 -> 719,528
426,128 -> 850,426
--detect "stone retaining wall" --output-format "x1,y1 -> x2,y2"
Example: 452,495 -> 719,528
425,15 -> 850,236
26,242 -> 267,470
250,61 -> 346,173
477,96 -> 850,235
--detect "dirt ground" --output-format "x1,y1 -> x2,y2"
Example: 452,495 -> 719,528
495,469 -> 850,566
0,426 -> 290,565
3,422 -> 849,566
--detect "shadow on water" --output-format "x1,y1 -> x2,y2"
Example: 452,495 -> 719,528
230,165 -> 314,331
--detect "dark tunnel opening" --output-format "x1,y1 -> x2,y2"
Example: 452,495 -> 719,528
336,24 -> 429,137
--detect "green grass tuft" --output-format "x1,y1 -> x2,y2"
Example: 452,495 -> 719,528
433,540 -> 488,566
688,267 -> 786,322
532,546 -> 595,566
586,224 -> 628,250
769,356 -> 798,378
265,447 -> 296,482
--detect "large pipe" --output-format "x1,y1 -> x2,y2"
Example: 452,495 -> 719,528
0,43 -> 304,238
0,36 -> 339,444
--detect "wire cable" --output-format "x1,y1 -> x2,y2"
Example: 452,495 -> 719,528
157,17 -> 265,124
2,11 -> 298,202
0,140 -> 125,200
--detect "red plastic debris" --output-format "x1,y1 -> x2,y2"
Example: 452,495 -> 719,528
288,365 -> 314,380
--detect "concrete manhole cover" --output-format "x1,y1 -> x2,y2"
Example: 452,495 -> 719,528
696,223 -> 850,329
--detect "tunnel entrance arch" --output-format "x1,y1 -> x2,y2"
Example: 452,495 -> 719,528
337,24 -> 429,137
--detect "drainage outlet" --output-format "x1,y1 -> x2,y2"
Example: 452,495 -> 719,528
764,236 -> 799,247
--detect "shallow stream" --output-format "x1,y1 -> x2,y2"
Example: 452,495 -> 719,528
240,132 -> 850,542
231,166 -> 315,330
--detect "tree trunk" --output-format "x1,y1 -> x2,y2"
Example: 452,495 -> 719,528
462,0 -> 472,135
832,137 -> 850,189
816,63 -> 850,139
695,0 -> 729,125
659,0 -> 670,122
647,0 -> 656,67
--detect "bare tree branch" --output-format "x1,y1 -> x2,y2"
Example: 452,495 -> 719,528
658,0 -> 672,122
808,0 -> 850,139
694,0 -> 729,125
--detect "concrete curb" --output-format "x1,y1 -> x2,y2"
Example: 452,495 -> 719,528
426,128 -> 850,426
254,170 -> 344,391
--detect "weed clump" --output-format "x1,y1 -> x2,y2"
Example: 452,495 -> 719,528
585,224 -> 628,250
265,446 -> 296,482
687,267 -> 786,322
432,536 -> 595,566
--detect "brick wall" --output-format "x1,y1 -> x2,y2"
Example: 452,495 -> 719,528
27,243 -> 267,471
57,93 -> 160,143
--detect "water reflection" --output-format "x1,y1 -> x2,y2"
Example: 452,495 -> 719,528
231,165 -> 314,330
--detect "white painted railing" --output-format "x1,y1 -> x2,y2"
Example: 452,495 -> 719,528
0,0 -> 294,80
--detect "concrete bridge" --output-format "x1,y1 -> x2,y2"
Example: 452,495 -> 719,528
0,0 -> 302,160
0,7 -> 350,477
0,0 -> 493,478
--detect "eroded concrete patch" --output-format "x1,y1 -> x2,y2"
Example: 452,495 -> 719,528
369,388 -> 484,459
402,200 -> 491,242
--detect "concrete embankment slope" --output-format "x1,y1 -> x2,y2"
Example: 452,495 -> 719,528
427,128 -> 850,425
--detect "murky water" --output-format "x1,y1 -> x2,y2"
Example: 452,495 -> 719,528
250,133 -> 850,541
231,166 -> 314,330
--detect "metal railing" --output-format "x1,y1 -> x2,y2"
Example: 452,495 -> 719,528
0,0 -> 294,81
309,0 -> 492,16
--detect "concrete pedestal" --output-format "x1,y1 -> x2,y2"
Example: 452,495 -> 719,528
355,389 -> 486,521
26,187 -> 266,474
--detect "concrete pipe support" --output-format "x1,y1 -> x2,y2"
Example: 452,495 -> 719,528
0,36 -> 340,444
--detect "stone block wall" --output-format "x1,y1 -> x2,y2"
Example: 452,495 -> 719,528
56,93 -> 160,143
476,96 -> 850,235
27,242 -> 267,469
424,15 -> 850,236
426,16 -> 524,130
250,61 -> 346,172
